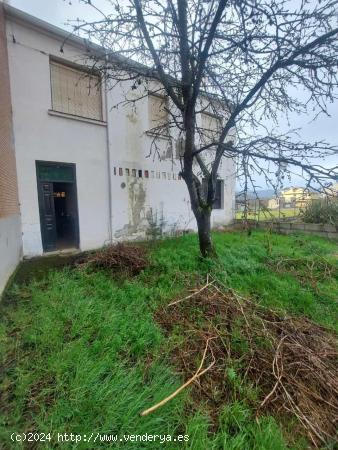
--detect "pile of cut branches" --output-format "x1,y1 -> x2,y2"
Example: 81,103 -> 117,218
152,279 -> 338,447
79,243 -> 148,276
269,256 -> 337,289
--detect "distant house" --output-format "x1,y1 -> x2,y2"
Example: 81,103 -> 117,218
235,190 -> 273,212
279,187 -> 320,209
324,182 -> 338,197
267,197 -> 280,210
239,187 -> 323,212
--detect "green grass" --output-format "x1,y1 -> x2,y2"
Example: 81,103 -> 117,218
236,208 -> 300,221
0,231 -> 337,449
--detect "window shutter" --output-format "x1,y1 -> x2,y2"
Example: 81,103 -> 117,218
201,112 -> 221,133
50,61 -> 102,120
148,94 -> 168,132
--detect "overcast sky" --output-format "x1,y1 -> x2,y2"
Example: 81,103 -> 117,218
8,0 -> 338,190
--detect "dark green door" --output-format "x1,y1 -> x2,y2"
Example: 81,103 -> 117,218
36,161 -> 79,252
38,181 -> 57,252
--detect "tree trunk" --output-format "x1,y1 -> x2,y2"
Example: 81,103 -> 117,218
196,209 -> 214,257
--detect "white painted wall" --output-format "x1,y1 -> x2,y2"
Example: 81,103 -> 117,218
0,215 -> 22,293
6,18 -> 110,256
106,80 -> 236,239
6,12 -> 235,256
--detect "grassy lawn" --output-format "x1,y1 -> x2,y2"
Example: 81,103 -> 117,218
0,231 -> 337,449
235,208 -> 300,221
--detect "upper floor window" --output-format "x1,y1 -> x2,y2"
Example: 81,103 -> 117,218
50,60 -> 103,121
148,93 -> 169,135
201,111 -> 222,143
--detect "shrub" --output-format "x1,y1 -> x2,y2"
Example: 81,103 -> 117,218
301,199 -> 338,225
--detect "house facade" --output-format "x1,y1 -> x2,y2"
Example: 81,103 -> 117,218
266,187 -> 324,211
0,4 -> 235,292
324,182 -> 338,197
279,188 -> 322,209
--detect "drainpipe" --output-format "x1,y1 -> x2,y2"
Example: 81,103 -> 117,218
104,52 -> 113,244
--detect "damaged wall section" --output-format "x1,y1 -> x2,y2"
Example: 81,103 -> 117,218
107,80 -> 236,240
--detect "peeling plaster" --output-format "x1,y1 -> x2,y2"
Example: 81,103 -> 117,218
126,109 -> 138,125
115,178 -> 147,238
128,178 -> 146,228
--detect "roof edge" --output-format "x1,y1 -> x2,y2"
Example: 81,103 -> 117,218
3,2 -> 100,53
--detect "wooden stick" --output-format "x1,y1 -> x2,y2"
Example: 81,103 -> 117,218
167,280 -> 214,307
140,339 -> 215,416
260,336 -> 287,408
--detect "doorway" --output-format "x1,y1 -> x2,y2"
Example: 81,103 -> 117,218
36,162 -> 79,252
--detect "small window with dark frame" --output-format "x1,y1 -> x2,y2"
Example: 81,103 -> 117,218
50,60 -> 103,121
202,179 -> 224,209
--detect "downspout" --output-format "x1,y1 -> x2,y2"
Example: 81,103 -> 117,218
104,52 -> 113,244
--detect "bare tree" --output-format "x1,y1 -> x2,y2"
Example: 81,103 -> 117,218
69,0 -> 338,256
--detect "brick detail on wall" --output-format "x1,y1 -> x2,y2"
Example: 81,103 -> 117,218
0,3 -> 19,218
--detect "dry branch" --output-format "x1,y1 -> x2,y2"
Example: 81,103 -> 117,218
78,243 -> 148,276
167,278 -> 214,307
155,278 -> 338,447
141,338 -> 216,416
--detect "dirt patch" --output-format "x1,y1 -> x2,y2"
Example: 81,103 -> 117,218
22,374 -> 57,416
8,254 -> 81,288
155,281 -> 338,447
78,243 -> 148,276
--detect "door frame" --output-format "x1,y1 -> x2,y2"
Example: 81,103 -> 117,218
36,161 -> 80,252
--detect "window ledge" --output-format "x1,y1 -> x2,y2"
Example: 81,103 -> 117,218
145,131 -> 171,141
48,110 -> 107,126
